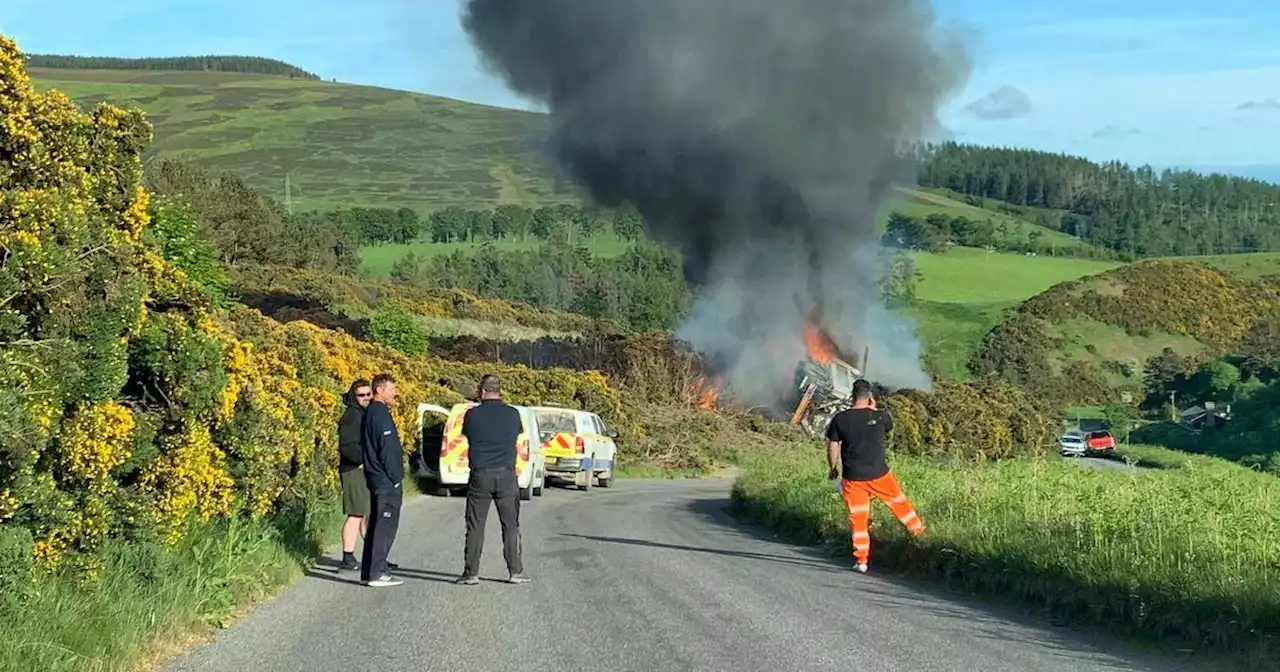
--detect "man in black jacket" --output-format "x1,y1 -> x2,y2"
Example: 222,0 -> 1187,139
360,373 -> 404,587
456,374 -> 529,585
337,379 -> 372,571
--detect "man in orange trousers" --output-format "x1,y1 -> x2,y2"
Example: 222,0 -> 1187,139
825,379 -> 925,573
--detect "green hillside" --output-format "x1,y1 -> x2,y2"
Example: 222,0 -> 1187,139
904,251 -> 1280,382
28,67 -> 1085,252
968,260 -> 1280,406
28,67 -> 576,210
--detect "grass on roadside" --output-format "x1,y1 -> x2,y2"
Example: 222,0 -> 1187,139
0,504 -> 342,672
730,446 -> 1280,663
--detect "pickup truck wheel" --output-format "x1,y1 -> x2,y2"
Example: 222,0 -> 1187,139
533,474 -> 545,497
519,486 -> 532,501
597,471 -> 614,488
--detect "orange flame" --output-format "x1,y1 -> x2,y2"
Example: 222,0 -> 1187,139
802,311 -> 837,364
689,375 -> 722,409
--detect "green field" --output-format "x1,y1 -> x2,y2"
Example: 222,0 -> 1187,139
360,231 -> 635,276
1173,251 -> 1280,278
902,248 -> 1120,378
896,187 -> 1091,249
909,247 -> 1119,303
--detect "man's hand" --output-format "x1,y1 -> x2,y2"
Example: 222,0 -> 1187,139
827,466 -> 839,481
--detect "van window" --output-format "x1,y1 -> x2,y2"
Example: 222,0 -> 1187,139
534,409 -> 576,433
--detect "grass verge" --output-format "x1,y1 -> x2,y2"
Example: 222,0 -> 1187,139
0,503 -> 342,672
730,446 -> 1280,665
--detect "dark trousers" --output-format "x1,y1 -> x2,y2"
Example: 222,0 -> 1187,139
361,485 -> 402,581
464,467 -> 522,576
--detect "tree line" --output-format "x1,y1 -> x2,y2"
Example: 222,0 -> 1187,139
881,211 -> 1124,260
917,142 -> 1280,257
390,237 -> 689,332
24,54 -> 319,79
144,159 -> 359,274
333,202 -> 646,247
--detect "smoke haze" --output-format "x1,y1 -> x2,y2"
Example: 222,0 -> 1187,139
460,0 -> 970,403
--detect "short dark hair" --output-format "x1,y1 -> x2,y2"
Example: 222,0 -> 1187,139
480,374 -> 501,395
349,378 -> 371,394
852,378 -> 873,399
371,373 -> 396,392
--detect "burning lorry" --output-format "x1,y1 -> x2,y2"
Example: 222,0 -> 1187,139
687,311 -> 871,438
789,345 -> 866,438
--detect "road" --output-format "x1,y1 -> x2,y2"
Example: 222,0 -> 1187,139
165,478 -> 1201,672
1071,455 -> 1154,473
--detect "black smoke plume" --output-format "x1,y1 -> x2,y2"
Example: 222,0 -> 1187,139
461,0 -> 970,404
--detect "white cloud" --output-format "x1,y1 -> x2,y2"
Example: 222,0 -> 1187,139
962,85 -> 1032,120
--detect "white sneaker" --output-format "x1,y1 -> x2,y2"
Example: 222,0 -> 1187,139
853,563 -> 868,573
366,575 -> 403,587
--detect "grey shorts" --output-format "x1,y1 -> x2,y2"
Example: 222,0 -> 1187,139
340,467 -> 371,517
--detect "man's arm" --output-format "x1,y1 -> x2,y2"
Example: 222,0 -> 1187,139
366,407 -> 397,489
824,418 -> 841,479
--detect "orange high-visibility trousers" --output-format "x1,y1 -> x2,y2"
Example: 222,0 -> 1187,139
840,471 -> 925,565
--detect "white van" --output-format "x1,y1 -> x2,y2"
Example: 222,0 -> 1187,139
415,402 -> 547,500
528,404 -> 618,491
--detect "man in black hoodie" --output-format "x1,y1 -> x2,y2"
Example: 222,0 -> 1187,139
337,379 -> 372,571
360,373 -> 404,587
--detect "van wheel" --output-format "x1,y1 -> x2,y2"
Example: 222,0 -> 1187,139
533,474 -> 544,497
597,471 -> 614,488
519,486 -> 532,501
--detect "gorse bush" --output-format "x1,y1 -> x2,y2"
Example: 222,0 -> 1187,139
0,35 -> 631,584
881,379 -> 1054,459
366,303 -> 431,356
970,260 -> 1280,406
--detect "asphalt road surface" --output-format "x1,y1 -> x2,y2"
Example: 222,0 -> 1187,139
165,478 -> 1202,672
1069,455 -> 1154,473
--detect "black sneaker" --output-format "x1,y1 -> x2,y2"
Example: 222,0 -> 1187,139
387,561 -> 399,569
455,574 -> 480,586
339,555 -> 359,571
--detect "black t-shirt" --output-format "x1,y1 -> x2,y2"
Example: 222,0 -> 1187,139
825,407 -> 894,481
461,399 -> 522,470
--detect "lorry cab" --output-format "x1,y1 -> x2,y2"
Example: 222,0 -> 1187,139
415,402 -> 547,500
528,404 -> 618,491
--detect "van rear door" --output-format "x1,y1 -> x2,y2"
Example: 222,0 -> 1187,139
416,403 -> 449,479
439,402 -> 476,486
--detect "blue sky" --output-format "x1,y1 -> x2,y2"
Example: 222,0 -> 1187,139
2,0 -> 1277,169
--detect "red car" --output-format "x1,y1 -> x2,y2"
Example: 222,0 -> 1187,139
1084,430 -> 1115,452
